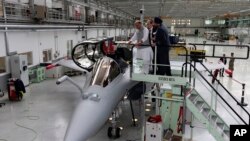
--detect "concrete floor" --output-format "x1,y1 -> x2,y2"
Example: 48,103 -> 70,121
0,76 -> 143,141
0,37 -> 250,141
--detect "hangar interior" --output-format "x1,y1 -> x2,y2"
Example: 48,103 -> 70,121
0,0 -> 250,141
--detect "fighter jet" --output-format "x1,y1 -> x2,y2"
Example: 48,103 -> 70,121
54,37 -> 146,141
54,37 -> 229,141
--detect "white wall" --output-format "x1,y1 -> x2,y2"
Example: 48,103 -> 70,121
87,29 -> 98,39
116,29 -> 120,36
8,32 -> 40,64
0,33 -> 6,57
5,30 -> 82,65
52,0 -> 64,8
0,28 -> 125,70
6,0 -> 29,4
98,29 -> 103,37
46,0 -> 52,8
109,28 -> 116,37
34,0 -> 46,6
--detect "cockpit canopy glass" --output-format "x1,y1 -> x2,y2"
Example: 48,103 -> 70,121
72,42 -> 103,70
90,57 -> 121,87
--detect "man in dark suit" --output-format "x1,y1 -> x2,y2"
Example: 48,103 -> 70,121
153,17 -> 171,76
219,54 -> 227,77
147,18 -> 157,74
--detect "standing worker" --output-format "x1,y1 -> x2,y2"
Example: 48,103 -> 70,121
129,20 -> 153,74
153,17 -> 171,76
228,52 -> 235,77
219,54 -> 227,77
147,19 -> 156,50
147,18 -> 157,74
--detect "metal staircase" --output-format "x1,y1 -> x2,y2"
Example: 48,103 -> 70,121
186,88 -> 230,141
182,62 -> 250,141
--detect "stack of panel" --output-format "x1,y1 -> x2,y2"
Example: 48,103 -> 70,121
29,66 -> 46,83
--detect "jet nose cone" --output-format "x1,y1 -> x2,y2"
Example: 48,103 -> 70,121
64,100 -> 110,141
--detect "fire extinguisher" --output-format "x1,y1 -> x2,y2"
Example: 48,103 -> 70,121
7,78 -> 23,101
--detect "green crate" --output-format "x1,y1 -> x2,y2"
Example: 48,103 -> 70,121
39,67 -> 46,80
29,69 -> 34,75
29,66 -> 46,83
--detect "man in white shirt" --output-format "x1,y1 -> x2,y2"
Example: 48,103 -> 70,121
129,20 -> 153,74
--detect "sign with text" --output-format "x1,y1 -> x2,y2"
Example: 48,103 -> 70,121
131,73 -> 187,85
230,125 -> 250,141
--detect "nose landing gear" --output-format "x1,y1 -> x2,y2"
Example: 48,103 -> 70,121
107,107 -> 122,139
107,127 -> 121,138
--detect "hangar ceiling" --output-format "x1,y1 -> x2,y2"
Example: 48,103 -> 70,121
96,0 -> 250,18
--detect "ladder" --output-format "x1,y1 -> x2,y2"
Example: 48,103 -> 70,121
186,88 -> 230,141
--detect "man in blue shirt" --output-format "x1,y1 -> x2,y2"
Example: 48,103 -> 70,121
153,17 -> 171,76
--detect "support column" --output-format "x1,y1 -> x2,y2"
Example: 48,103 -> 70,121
3,0 -> 10,56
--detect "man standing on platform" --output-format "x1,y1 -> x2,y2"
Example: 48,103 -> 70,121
153,17 -> 171,76
129,20 -> 153,74
147,18 -> 157,74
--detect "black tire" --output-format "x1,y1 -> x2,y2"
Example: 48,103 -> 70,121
107,127 -> 113,138
115,127 -> 121,138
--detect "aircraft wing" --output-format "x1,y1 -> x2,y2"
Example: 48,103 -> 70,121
57,59 -> 88,72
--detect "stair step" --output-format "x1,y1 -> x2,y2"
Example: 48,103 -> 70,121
223,129 -> 230,137
189,94 -> 198,102
216,122 -> 224,129
195,100 -> 204,106
210,115 -> 218,123
211,115 -> 217,120
186,88 -> 231,141
201,108 -> 210,117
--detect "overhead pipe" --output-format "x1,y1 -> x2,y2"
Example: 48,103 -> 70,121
85,25 -> 115,28
0,24 -> 84,29
0,24 -> 115,29
0,24 -> 115,31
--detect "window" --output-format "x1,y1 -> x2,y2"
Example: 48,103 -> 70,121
172,19 -> 191,25
90,57 -> 120,87
178,19 -> 181,25
205,20 -> 212,25
43,49 -> 52,62
181,19 -> 185,25
218,20 -> 225,25
172,20 -> 176,25
19,51 -> 33,65
0,57 -> 6,73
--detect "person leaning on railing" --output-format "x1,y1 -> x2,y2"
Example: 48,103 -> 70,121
128,20 -> 153,74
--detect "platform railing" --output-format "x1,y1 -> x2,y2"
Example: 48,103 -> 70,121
181,62 -> 250,125
186,43 -> 250,59
128,44 -> 189,77
3,1 -> 30,20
